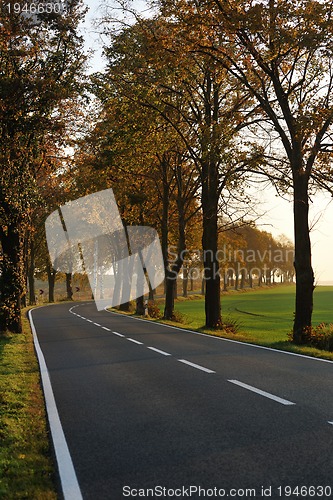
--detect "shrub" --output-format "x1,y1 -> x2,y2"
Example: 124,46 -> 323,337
309,323 -> 333,352
170,310 -> 187,324
222,317 -> 240,335
147,301 -> 162,319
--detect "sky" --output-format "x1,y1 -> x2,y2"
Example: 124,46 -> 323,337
80,0 -> 333,285
258,188 -> 333,284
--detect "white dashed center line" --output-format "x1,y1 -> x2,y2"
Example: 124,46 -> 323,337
127,338 -> 143,345
112,331 -> 125,337
228,379 -> 295,406
147,347 -> 171,356
68,305 -> 332,427
178,359 -> 216,374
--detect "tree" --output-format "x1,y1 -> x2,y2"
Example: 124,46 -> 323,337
0,3 -> 87,331
161,149 -> 200,320
156,0 -> 333,341
100,14 -> 259,327
75,73 -> 202,318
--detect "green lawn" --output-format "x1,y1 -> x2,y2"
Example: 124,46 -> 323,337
159,285 -> 333,359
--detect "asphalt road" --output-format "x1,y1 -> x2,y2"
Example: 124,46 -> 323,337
30,302 -> 333,500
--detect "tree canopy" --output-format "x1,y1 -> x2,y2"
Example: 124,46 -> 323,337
1,0 -> 333,346
0,1 -> 87,331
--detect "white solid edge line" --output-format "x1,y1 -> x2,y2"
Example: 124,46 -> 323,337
147,346 -> 171,356
228,379 -> 295,406
28,309 -> 83,500
127,338 -> 143,345
104,308 -> 333,365
178,359 -> 215,374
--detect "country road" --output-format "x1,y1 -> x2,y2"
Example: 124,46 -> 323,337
30,302 -> 333,500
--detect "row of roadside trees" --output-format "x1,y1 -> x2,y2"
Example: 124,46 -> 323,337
29,221 -> 294,304
1,0 -> 333,344
0,1 -> 87,332
74,0 -> 333,343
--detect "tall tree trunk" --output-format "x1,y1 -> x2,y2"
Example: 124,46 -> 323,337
28,238 -> 36,305
293,171 -> 314,343
0,226 -> 23,333
266,267 -> 271,284
164,173 -> 186,320
135,251 -> 145,315
164,270 -> 176,320
119,224 -> 132,311
160,162 -> 173,319
234,270 -> 239,290
182,266 -> 188,297
159,157 -> 170,314
148,281 -> 155,302
201,75 -> 222,328
258,269 -> 263,287
136,295 -> 145,315
202,195 -> 222,327
22,236 -> 29,308
223,270 -> 228,291
66,272 -> 73,300
119,259 -> 131,311
112,260 -> 122,307
47,261 -> 56,303
240,267 -> 246,289
202,167 -> 221,325
190,268 -> 194,291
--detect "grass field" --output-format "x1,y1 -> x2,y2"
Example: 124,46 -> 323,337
156,285 -> 333,360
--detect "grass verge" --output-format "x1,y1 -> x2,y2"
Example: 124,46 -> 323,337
0,309 -> 57,500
